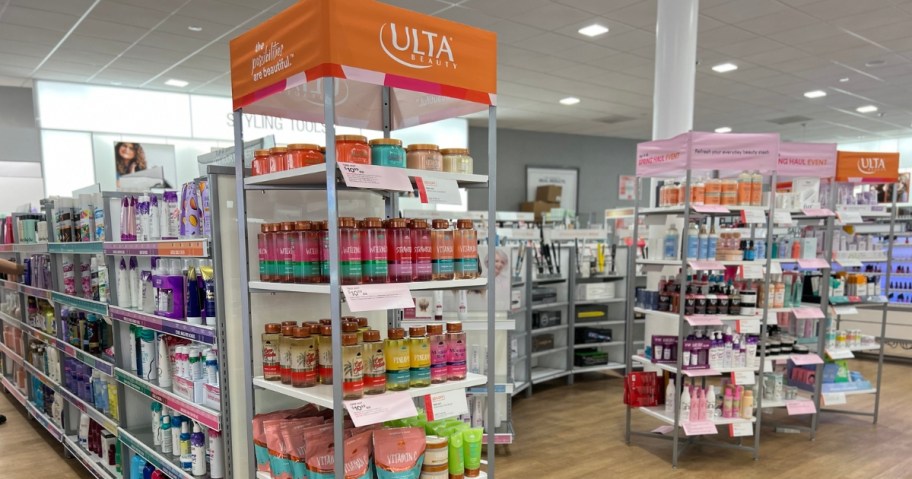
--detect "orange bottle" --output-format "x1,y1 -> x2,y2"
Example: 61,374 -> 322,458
705,179 -> 721,205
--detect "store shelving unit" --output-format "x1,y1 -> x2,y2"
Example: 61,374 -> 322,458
227,3 -> 497,477
623,132 -> 784,467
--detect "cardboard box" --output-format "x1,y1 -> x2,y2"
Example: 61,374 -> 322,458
576,282 -> 616,301
536,185 -> 562,203
520,201 -> 559,220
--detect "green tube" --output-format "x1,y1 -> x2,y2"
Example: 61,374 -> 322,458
463,428 -> 483,477
448,430 -> 464,478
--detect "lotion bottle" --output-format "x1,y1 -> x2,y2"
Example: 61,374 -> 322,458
665,378 -> 676,414
191,422 -> 207,476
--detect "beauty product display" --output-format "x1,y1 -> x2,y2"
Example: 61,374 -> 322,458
658,173 -> 764,207
110,182 -> 207,242
440,148 -> 474,174
406,143 -> 443,171
636,273 -> 765,316
370,138 -> 406,168
63,358 -> 119,420
147,403 -> 223,477
47,194 -> 104,242
113,256 -> 217,326
256,217 -> 478,284
75,411 -> 120,474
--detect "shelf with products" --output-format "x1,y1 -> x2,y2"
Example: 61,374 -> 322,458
55,339 -> 116,376
575,319 -> 626,327
103,239 -> 209,258
252,373 -> 486,410
114,368 -> 221,431
248,277 -> 487,294
0,242 -> 49,254
57,385 -> 118,435
530,367 -> 570,384
530,325 -> 566,335
575,298 -> 626,305
119,427 -> 195,479
480,421 -> 514,445
573,342 -> 623,349
637,406 -> 756,426
21,354 -> 59,391
109,306 -> 217,345
572,362 -> 626,373
47,242 -> 104,254
0,340 -> 23,365
530,301 -> 569,311
20,283 -> 53,300
51,291 -> 109,316
25,398 -> 64,441
530,346 -> 568,359
631,355 -> 758,376
62,435 -> 121,479
2,375 -> 28,407
244,162 -> 488,188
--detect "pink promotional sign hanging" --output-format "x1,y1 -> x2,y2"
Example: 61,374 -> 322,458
635,132 -> 689,177
689,132 -> 779,173
778,142 -> 837,178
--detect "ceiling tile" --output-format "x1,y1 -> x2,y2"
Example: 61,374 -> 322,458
39,59 -> 102,76
466,0 -> 553,19
796,0 -> 896,20
770,22 -> 844,45
108,0 -> 192,13
65,35 -> 132,56
74,18 -> 147,43
379,0 -> 451,15
509,3 -> 593,31
139,31 -> 210,53
434,5 -> 500,30
698,25 -> 758,49
710,36 -> 784,58
51,48 -> 116,67
512,32 -> 588,55
703,0 -> 787,23
127,44 -> 189,64
552,0 -> 641,15
490,20 -> 545,44
602,1 -> 656,29
156,15 -> 235,42
555,43 -> 618,63
11,0 -> 97,16
735,10 -> 819,36
0,39 -> 54,58
0,52 -> 42,69
106,57 -> 170,75
90,2 -> 171,29
2,6 -> 79,32
796,33 -> 872,55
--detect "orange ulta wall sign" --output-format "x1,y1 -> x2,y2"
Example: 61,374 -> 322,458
835,151 -> 900,183
229,0 -> 497,110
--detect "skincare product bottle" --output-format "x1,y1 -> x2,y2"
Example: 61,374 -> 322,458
663,224 -> 679,260
409,326 -> 431,388
706,385 -> 717,419
191,422 -> 207,476
741,389 -> 754,419
129,257 -> 139,309
686,222 -> 699,259
209,428 -> 225,478
680,384 -> 691,418
723,387 -> 733,418
262,323 -> 281,380
160,413 -> 173,454
362,329 -> 386,394
665,378 -> 676,414
171,415 -> 182,458
151,402 -> 163,446
342,332 -> 364,399
385,327 -> 410,391
206,348 -> 219,386
158,336 -> 171,388
446,321 -> 467,381
185,260 -> 202,325
180,421 -> 192,471
139,328 -> 157,382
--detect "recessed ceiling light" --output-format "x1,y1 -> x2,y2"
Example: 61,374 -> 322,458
856,105 -> 878,113
559,97 -> 580,105
712,62 -> 738,73
578,24 -> 609,37
804,90 -> 827,99
165,78 -> 189,88
839,77 -> 850,82
865,59 -> 886,67
188,25 -> 202,32
715,127 -> 732,133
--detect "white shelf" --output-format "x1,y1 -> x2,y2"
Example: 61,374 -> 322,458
63,435 -> 121,479
531,301 -> 569,310
633,307 -> 767,322
244,163 -> 489,187
530,367 -> 570,384
249,277 -> 487,293
401,319 -> 515,331
252,372 -> 486,409
572,362 -> 626,373
22,357 -> 59,391
574,320 -> 625,327
575,298 -> 625,305
0,310 -> 20,326
58,386 -> 118,435
637,406 -> 756,426
0,341 -> 23,366
512,381 -> 530,396
114,368 -> 221,431
631,355 -> 754,376
843,388 -> 878,396
530,346 -> 568,359
530,325 -> 566,334
25,399 -> 64,441
1,375 -> 27,407
573,342 -> 622,349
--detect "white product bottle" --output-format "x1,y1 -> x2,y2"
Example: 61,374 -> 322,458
158,336 -> 172,388
208,428 -> 225,479
176,346 -> 188,379
206,348 -> 218,386
665,378 -> 676,414
180,421 -> 193,471
679,384 -> 691,419
129,257 -> 140,310
161,413 -> 173,454
191,422 -> 207,476
172,416 -> 182,458
149,194 -> 161,241
78,412 -> 90,448
151,402 -> 163,446
137,195 -> 149,242
139,329 -> 157,382
189,346 -> 202,381
706,385 -> 717,419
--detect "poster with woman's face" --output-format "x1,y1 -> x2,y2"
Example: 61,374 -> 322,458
111,141 -> 176,189
114,142 -> 146,178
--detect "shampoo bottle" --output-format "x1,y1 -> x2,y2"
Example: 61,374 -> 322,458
180,421 -> 192,471
160,413 -> 172,454
679,384 -> 691,418
151,402 -> 163,446
209,428 -> 225,479
191,422 -> 207,476
706,385 -> 717,419
665,378 -> 676,414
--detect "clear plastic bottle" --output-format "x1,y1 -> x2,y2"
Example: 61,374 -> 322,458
454,219 -> 478,279
318,324 -> 333,385
290,326 -> 317,388
387,218 -> 413,282
409,326 -> 431,388
279,324 -> 295,384
362,330 -> 386,395
663,224 -> 679,260
278,222 -> 296,283
410,219 -> 433,282
338,217 -> 362,285
257,224 -> 271,281
341,333 -> 364,400
686,222 -> 700,259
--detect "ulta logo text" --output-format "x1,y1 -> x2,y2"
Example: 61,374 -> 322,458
858,157 -> 885,175
380,23 -> 456,70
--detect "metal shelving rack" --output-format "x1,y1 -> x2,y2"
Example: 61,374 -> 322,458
623,132 -> 782,467
227,3 -> 498,477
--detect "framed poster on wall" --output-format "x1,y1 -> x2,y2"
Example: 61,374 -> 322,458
526,166 -> 579,212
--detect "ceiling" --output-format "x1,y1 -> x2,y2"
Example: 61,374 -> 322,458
4,0 -> 912,142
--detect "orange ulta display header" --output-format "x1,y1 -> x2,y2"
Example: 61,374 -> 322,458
835,151 -> 900,183
229,0 -> 497,111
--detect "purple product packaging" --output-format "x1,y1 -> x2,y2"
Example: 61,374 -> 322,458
81,259 -> 92,299
199,180 -> 211,238
682,339 -> 712,370
163,191 -> 180,240
154,260 -> 186,320
652,335 -> 678,364
181,182 -> 202,239
22,257 -> 30,286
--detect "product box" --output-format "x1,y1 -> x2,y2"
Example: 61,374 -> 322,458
651,335 -> 678,364
576,282 -> 616,301
575,327 -> 612,344
531,287 -> 557,305
575,304 -> 608,323
173,375 -> 206,404
532,334 -> 555,352
532,310 -> 562,329
535,185 -> 562,203
624,371 -> 659,407
793,177 -> 821,209
681,339 -> 712,370
574,349 -> 609,367
520,201 -> 559,220
204,383 -> 221,411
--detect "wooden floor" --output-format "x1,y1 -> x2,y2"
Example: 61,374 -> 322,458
498,356 -> 912,478
1,356 -> 909,479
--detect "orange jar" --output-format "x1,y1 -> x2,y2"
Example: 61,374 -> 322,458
268,147 -> 287,173
705,179 -> 722,205
252,149 -> 270,176
286,144 -> 324,169
336,135 -> 370,164
406,144 -> 443,171
721,179 -> 737,205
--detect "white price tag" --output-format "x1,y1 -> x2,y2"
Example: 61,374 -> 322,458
826,349 -> 855,360
837,210 -> 863,224
416,177 -> 462,205
741,208 -> 766,224
731,370 -> 755,386
833,306 -> 858,316
773,210 -> 794,225
822,392 -> 847,406
836,258 -> 863,268
741,263 -> 763,279
344,391 -> 418,427
766,262 -> 783,275
338,163 -> 413,191
342,283 -> 415,312
738,319 -> 761,335
424,389 -> 469,421
729,422 -> 753,437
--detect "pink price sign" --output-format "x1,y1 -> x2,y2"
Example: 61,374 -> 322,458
692,204 -> 730,213
792,306 -> 824,319
688,260 -> 725,271
682,420 -> 718,436
786,399 -> 817,415
797,258 -> 829,269
790,353 -> 823,366
802,208 -> 835,217
686,315 -> 724,326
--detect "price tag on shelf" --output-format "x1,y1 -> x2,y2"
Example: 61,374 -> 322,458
686,315 -> 724,326
342,283 -> 414,312
802,208 -> 835,217
797,258 -> 830,269
740,263 -> 763,279
836,210 -> 863,225
740,209 -> 766,224
688,260 -> 725,270
693,205 -> 730,214
338,163 -> 413,192
773,210 -> 794,225
415,177 -> 462,206
651,425 -> 675,435
345,391 -> 417,427
826,349 -> 855,360
737,319 -> 760,335
682,420 -> 718,436
789,353 -> 823,366
766,262 -> 783,275
822,392 -> 847,406
792,306 -> 824,319
786,399 -> 817,415
424,389 -> 469,421
832,306 -> 859,316
836,258 -> 863,268
684,368 -> 720,377
731,370 -> 755,386
729,422 -> 753,437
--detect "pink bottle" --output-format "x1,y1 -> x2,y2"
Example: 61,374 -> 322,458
410,219 -> 433,281
338,217 -> 362,285
427,324 -> 447,384
446,321 -> 466,380
257,224 -> 270,281
278,222 -> 295,283
387,218 -> 413,283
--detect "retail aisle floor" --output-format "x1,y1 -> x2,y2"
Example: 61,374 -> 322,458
501,356 -> 910,478
0,392 -> 93,479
